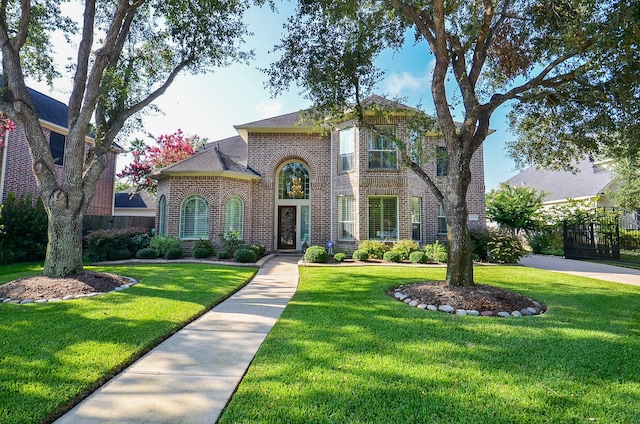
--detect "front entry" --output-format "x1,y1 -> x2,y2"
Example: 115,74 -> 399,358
278,206 -> 297,250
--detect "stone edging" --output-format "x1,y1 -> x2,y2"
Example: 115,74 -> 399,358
392,290 -> 545,317
0,277 -> 139,305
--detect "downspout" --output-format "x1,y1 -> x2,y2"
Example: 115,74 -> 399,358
0,131 -> 9,202
330,128 -> 334,244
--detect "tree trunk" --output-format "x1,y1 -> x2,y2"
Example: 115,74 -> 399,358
43,207 -> 85,277
443,150 -> 475,287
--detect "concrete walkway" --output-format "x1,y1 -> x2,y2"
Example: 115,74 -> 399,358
55,255 -> 300,424
519,254 -> 640,287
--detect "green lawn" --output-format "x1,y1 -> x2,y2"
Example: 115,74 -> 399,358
219,265 -> 640,424
0,263 -> 257,424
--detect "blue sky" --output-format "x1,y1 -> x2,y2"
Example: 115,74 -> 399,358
29,1 -> 520,190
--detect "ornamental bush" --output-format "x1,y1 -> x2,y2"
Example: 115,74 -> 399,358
391,239 -> 419,260
383,250 -> 402,263
234,247 -> 257,263
358,240 -> 388,259
217,251 -> 231,260
487,231 -> 525,263
150,235 -> 182,257
409,251 -> 428,264
85,227 -> 149,262
424,241 -> 448,263
113,249 -> 133,260
0,192 -> 48,264
249,244 -> 265,258
165,247 -> 183,260
352,249 -> 369,261
304,245 -> 328,263
136,248 -> 157,259
333,252 -> 346,262
191,239 -> 215,258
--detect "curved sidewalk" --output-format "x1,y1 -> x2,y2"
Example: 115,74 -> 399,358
519,254 -> 640,287
55,255 -> 300,424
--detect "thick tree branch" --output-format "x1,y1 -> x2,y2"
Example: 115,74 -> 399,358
69,0 -> 96,126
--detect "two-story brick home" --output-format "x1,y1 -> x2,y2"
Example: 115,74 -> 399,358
154,96 -> 486,253
0,86 -> 117,215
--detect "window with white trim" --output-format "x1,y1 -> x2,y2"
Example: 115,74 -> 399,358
438,204 -> 447,234
50,131 -> 66,166
369,196 -> 398,241
436,146 -> 449,176
338,196 -> 355,241
224,196 -> 244,238
368,125 -> 397,170
339,127 -> 355,172
180,195 -> 209,239
158,195 -> 167,235
411,197 -> 422,241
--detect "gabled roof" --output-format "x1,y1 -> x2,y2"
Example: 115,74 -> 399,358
115,189 -> 155,209
153,135 -> 259,180
28,87 -> 68,129
507,158 -> 614,203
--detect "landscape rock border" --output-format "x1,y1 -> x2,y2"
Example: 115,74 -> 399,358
392,289 -> 545,317
0,277 -> 139,305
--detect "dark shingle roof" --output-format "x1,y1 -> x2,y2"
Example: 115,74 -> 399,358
28,87 -> 68,128
507,158 -> 614,202
114,190 -> 155,209
235,111 -> 308,130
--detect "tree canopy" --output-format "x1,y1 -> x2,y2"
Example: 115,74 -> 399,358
267,0 -> 638,286
486,183 -> 546,235
0,0 -> 263,276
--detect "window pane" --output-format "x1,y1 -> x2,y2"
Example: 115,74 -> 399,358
368,125 -> 397,170
438,204 -> 447,234
437,147 -> 449,176
159,196 -> 166,235
338,196 -> 355,241
412,197 -> 421,241
224,197 -> 243,238
180,196 -> 209,239
301,205 -> 310,243
369,197 -> 397,241
50,132 -> 66,166
279,162 -> 310,199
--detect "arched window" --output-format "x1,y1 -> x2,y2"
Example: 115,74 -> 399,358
278,162 -> 310,199
158,196 -> 167,235
180,195 -> 209,239
224,196 -> 244,238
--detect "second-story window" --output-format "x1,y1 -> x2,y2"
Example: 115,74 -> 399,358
339,127 -> 355,172
436,146 -> 449,176
50,131 -> 66,166
368,125 -> 397,170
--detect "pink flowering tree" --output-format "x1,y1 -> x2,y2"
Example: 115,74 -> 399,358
118,130 -> 204,194
0,112 -> 15,146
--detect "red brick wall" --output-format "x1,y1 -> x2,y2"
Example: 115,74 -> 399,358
1,126 -> 116,216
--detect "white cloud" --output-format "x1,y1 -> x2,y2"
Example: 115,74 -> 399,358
384,60 -> 436,97
256,100 -> 283,118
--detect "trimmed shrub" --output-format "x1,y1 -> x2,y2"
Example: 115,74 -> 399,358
131,233 -> 151,252
150,235 -> 182,257
487,231 -> 525,263
391,239 -> 419,260
333,252 -> 346,262
409,251 -> 428,264
0,193 -> 48,264
113,249 -> 133,260
217,251 -> 231,260
193,247 -> 213,258
234,247 -> 257,263
85,227 -> 148,262
383,250 -> 402,263
469,229 -> 492,262
249,244 -> 265,258
191,239 -> 215,258
165,248 -> 183,260
352,249 -> 369,261
304,246 -> 328,263
358,240 -> 388,259
424,241 -> 448,263
136,248 -> 157,259
221,231 -> 244,256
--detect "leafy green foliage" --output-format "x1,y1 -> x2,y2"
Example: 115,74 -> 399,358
0,193 -> 47,264
234,247 -> 257,263
487,231 -> 526,264
221,231 -> 244,256
135,247 -> 157,259
469,229 -> 492,262
423,241 -> 447,263
304,246 -> 328,263
149,235 -> 182,258
333,252 -> 346,263
357,240 -> 388,260
607,157 -> 640,210
409,251 -> 428,264
249,244 -> 266,258
486,183 -> 545,235
382,250 -> 402,263
191,239 -> 215,258
85,227 -> 149,262
390,239 -> 419,261
165,248 -> 183,260
352,249 -> 369,261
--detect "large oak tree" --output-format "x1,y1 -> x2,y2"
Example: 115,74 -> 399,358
0,0 -> 262,277
267,0 -> 639,286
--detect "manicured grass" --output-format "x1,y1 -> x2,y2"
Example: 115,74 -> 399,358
220,265 -> 640,424
0,263 -> 257,424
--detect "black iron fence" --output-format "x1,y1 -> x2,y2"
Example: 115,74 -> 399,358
564,208 -> 640,262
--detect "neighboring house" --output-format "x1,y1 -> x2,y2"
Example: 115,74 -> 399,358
507,158 -> 615,208
114,189 -> 156,217
153,96 -> 486,253
0,86 -> 117,215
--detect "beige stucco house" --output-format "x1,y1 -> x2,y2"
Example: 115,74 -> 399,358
153,96 -> 486,253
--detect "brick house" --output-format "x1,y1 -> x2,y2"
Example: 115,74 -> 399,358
0,86 -> 117,215
154,96 -> 486,253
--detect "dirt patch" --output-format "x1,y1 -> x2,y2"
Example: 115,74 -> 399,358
389,281 -> 545,314
0,272 -> 129,301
